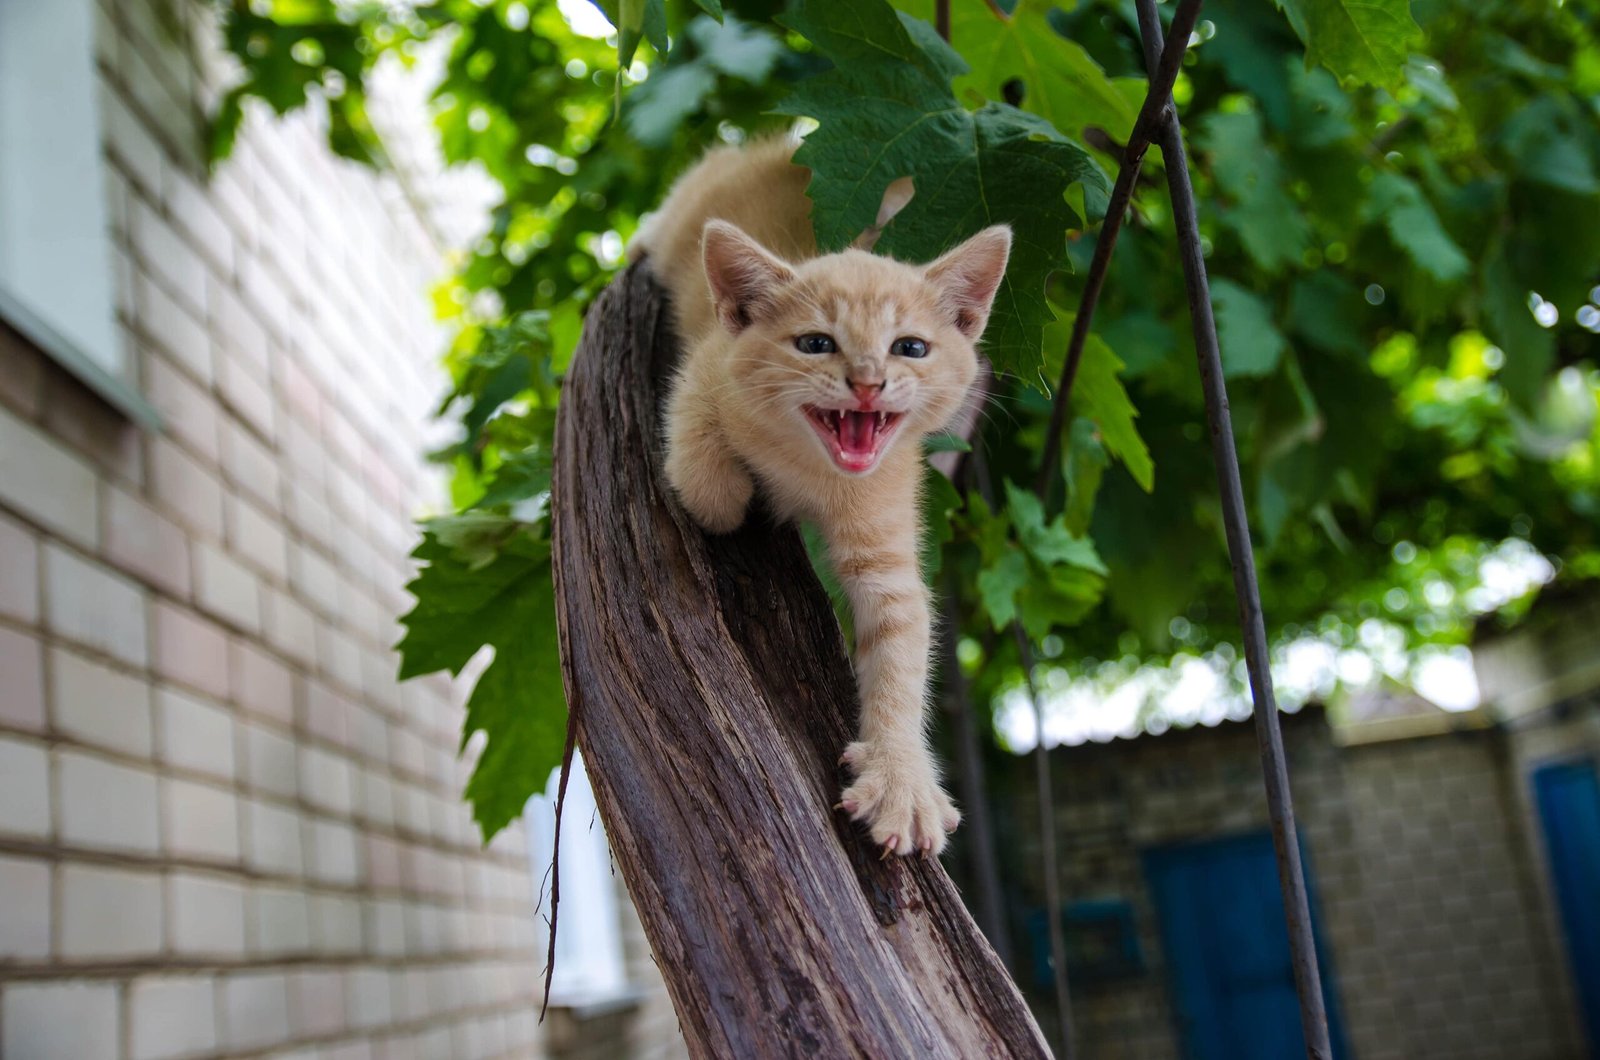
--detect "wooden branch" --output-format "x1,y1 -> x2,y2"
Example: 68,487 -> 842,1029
551,264 -> 1049,1059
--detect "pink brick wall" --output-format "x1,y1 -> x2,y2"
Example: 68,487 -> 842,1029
0,0 -> 557,1055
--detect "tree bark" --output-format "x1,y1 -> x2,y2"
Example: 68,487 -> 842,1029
551,264 -> 1049,1059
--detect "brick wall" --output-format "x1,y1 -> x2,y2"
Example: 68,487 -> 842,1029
0,0 -> 651,1056
993,711 -> 1581,1059
1478,597 -> 1600,1060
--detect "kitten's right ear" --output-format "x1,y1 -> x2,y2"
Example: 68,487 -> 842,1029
924,225 -> 1012,340
703,220 -> 795,334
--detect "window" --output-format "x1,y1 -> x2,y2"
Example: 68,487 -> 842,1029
0,0 -> 154,427
524,753 -> 634,1007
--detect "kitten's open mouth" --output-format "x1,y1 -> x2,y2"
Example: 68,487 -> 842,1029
803,406 -> 904,473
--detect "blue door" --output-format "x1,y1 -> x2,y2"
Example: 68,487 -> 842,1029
1144,832 -> 1346,1060
1534,760 -> 1600,1057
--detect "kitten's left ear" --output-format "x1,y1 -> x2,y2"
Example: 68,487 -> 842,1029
924,225 -> 1012,340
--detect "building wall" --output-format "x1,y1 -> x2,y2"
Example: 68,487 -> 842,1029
0,1 -> 672,1056
1000,711 -> 1581,1060
1478,594 -> 1600,1059
1334,733 -> 1580,1058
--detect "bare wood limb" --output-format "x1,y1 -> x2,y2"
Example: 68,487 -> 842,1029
551,264 -> 1050,1060
539,715 -> 579,1019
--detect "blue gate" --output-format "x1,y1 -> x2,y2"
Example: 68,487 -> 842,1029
1534,760 -> 1600,1057
1144,832 -> 1346,1060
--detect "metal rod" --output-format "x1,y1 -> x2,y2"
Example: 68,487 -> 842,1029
1012,622 -> 1077,1060
969,435 -> 1075,1055
1008,6 -> 1203,1052
1036,0 -> 1203,495
1131,1 -> 1333,1056
939,581 -> 1013,969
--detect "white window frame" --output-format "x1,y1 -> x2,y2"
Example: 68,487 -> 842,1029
0,0 -> 158,429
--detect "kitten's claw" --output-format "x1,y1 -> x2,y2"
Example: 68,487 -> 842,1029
839,742 -> 961,858
880,837 -> 898,861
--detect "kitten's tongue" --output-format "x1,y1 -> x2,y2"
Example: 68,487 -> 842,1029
840,411 -> 875,456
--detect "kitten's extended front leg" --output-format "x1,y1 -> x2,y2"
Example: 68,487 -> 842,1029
827,517 -> 960,856
664,368 -> 754,533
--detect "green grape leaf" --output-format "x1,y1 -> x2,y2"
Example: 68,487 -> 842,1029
1208,0 -> 1297,131
1480,248 -> 1554,411
397,531 -> 566,840
802,523 -> 854,641
895,0 -> 1137,145
694,14 -> 780,81
1061,417 -> 1109,537
691,0 -> 724,20
1363,173 -> 1470,284
1276,0 -> 1421,89
1498,96 -> 1600,195
775,0 -> 1105,388
977,550 -> 1030,630
1043,312 -> 1155,493
1100,312 -> 1177,379
920,467 -> 964,581
626,64 -> 719,146
210,88 -> 247,167
591,0 -> 667,68
924,432 -> 973,454
1199,110 -> 1311,274
1287,271 -> 1368,357
1016,565 -> 1103,640
475,448 -> 554,510
626,17 -> 782,147
1005,481 -> 1108,574
1211,279 -> 1288,378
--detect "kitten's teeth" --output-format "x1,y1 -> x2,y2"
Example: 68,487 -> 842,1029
875,411 -> 886,430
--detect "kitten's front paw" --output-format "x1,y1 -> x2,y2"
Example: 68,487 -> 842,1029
665,454 -> 753,534
838,741 -> 961,857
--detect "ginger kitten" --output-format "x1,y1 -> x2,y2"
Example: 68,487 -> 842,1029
633,137 -> 1010,857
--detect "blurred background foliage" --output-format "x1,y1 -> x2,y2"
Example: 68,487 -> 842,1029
209,0 -> 1600,837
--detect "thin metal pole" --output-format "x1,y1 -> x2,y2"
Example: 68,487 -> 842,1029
1037,0 -> 1203,494
1131,1 -> 1333,1056
1008,7 -> 1202,1053
939,582 -> 1013,969
992,6 -> 1196,1056
1012,623 -> 1076,1060
972,444 -> 1076,1056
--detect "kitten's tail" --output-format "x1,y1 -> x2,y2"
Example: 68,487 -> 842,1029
627,130 -> 808,267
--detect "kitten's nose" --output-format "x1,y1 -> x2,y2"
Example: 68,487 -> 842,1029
849,379 -> 885,406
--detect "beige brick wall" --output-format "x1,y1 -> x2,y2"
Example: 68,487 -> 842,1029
0,0 -> 578,1055
1335,735 -> 1582,1059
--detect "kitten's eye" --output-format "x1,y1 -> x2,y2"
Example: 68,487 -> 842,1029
795,333 -> 837,355
891,336 -> 928,359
